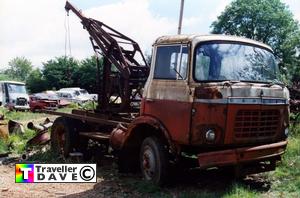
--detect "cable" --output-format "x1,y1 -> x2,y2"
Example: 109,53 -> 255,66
64,12 -> 67,57
64,11 -> 72,57
67,13 -> 72,56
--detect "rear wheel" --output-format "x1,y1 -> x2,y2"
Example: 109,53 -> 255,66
140,136 -> 169,186
51,117 -> 79,157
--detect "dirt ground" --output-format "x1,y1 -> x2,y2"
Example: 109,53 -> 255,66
0,156 -> 275,198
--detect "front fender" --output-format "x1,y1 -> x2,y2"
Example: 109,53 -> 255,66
110,115 -> 179,154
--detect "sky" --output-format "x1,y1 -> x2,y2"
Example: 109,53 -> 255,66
0,0 -> 299,68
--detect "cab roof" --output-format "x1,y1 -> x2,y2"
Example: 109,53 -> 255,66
154,34 -> 273,52
0,81 -> 25,85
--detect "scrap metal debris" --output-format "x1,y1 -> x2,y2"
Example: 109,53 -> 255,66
26,118 -> 53,147
0,124 -> 8,140
0,152 -> 9,158
8,120 -> 25,134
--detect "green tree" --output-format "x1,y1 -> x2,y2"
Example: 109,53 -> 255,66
211,0 -> 300,83
74,56 -> 101,93
0,73 -> 14,81
26,69 -> 47,93
4,57 -> 33,81
42,56 -> 79,90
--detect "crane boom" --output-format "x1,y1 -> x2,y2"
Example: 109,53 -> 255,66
65,1 -> 149,112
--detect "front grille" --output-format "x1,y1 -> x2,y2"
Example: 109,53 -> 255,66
16,98 -> 27,106
234,110 -> 280,139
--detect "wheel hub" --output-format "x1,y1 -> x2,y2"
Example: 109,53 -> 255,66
142,147 -> 155,179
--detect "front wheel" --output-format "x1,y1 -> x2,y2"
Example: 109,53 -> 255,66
140,136 -> 169,186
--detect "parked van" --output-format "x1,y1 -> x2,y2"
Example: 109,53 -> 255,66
0,81 -> 30,110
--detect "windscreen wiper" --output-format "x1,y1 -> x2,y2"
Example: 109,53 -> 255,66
172,67 -> 184,80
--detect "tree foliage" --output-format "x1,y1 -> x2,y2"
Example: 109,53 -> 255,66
73,56 -> 100,93
26,68 -> 47,93
1,55 -> 104,94
4,57 -> 33,81
42,56 -> 79,90
211,0 -> 300,83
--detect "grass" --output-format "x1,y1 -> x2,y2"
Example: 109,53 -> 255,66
0,139 -> 8,153
0,107 -> 46,121
222,184 -> 258,198
0,104 -> 82,156
56,101 -> 97,113
266,124 -> 300,197
8,129 -> 36,154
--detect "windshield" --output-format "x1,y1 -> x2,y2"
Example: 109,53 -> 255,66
6,83 -> 27,94
194,42 -> 281,83
80,89 -> 88,95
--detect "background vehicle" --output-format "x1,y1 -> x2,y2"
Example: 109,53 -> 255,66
29,93 -> 58,111
43,90 -> 71,107
59,87 -> 97,101
56,90 -> 90,105
0,81 -> 30,110
48,1 -> 289,186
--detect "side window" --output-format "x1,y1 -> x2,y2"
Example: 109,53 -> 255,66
154,45 -> 189,80
74,91 -> 80,96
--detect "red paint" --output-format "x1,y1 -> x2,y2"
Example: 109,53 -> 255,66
191,103 -> 227,145
29,96 -> 58,111
143,99 -> 192,144
197,140 -> 287,169
224,104 -> 288,144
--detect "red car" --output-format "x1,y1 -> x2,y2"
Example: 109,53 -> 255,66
29,94 -> 58,112
43,91 -> 71,107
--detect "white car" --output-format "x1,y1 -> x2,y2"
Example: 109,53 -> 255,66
58,87 -> 97,101
56,90 -> 90,105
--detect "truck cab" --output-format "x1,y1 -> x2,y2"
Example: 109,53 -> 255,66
139,35 -> 288,178
0,81 -> 30,110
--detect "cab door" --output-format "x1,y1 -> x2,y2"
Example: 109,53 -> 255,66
143,44 -> 192,144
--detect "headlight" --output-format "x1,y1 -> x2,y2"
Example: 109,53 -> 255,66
284,128 -> 289,137
205,129 -> 216,142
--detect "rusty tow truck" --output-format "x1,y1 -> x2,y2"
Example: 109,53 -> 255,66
48,1 -> 289,185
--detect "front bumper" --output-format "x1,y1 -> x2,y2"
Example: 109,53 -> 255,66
44,106 -> 58,110
197,141 -> 287,169
13,105 -> 30,110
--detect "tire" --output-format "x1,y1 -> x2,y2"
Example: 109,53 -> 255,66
140,136 -> 169,186
51,117 -> 80,157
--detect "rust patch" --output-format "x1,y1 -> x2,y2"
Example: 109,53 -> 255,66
194,86 -> 222,99
197,141 -> 287,169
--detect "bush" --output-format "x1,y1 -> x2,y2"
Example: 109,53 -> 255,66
0,139 -> 8,153
8,129 -> 36,154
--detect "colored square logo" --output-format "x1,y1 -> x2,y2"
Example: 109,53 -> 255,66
15,164 -> 34,183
